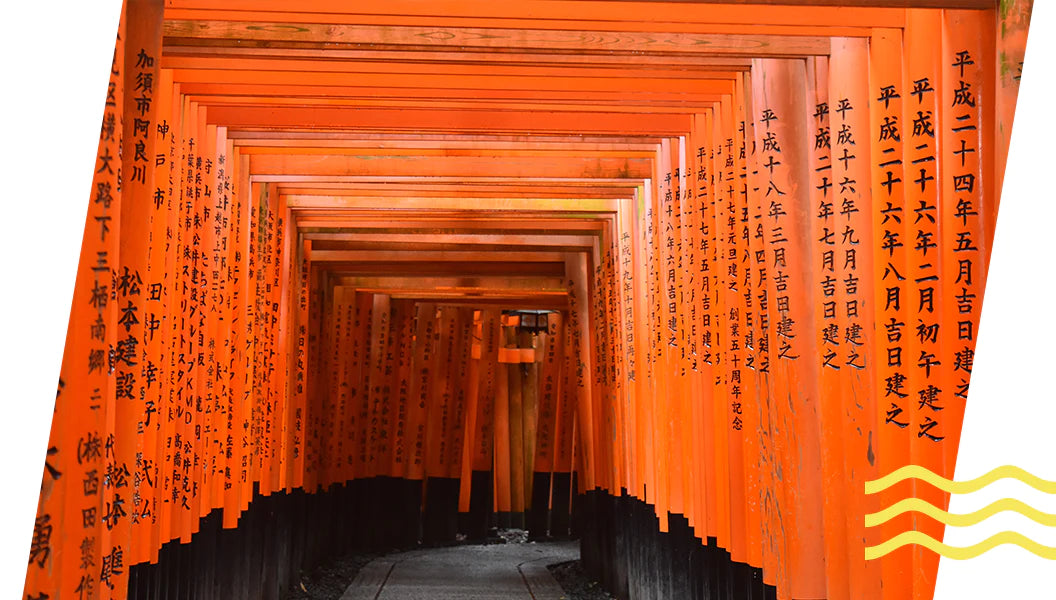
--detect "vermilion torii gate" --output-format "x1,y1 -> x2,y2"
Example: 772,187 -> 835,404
22,1 -> 1032,599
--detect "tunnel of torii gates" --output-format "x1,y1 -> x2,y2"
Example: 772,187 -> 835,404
21,1 -> 1033,600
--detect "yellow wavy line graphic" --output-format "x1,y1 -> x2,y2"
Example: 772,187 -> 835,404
865,498 -> 1056,527
865,531 -> 1056,560
865,465 -> 1056,495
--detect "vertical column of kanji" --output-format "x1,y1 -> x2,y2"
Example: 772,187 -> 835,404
263,182 -> 283,494
216,128 -> 236,506
334,289 -> 355,484
407,304 -> 437,484
212,130 -> 236,506
236,156 -> 255,513
172,95 -> 197,543
325,282 -> 339,488
276,200 -> 296,492
683,114 -> 706,542
551,311 -> 575,502
565,254 -> 596,496
585,261 -> 602,497
182,104 -> 206,533
655,140 -> 678,526
349,290 -> 368,483
246,179 -> 264,496
458,310 -> 483,511
533,313 -> 562,485
222,144 -> 248,529
698,109 -> 722,548
867,26 -> 911,600
559,312 -> 577,506
460,312 -> 481,479
23,11 -> 123,600
96,7 -> 132,597
472,310 -> 500,483
449,309 -> 468,484
188,116 -> 210,521
288,237 -> 311,490
508,318 -> 527,513
430,308 -> 458,486
450,309 -> 475,482
941,6 -> 989,515
903,11 -> 944,600
495,318 -> 516,517
707,105 -> 732,553
734,72 -> 763,574
668,140 -> 692,530
392,300 -> 415,481
830,37 -> 880,600
387,298 -> 408,482
591,240 -> 613,496
249,181 -> 269,501
691,112 -> 717,546
639,174 -> 659,513
807,54 -> 850,600
352,292 -> 375,483
752,58 -> 824,600
142,68 -> 174,557
327,286 -> 345,486
373,295 -> 397,477
270,190 -> 292,494
993,0 -> 1032,238
303,254 -> 322,493
631,182 -> 656,514
607,222 -> 629,499
381,296 -> 402,479
321,284 -> 340,488
366,294 -> 391,478
615,195 -> 641,502
340,285 -> 356,486
743,77 -> 777,588
196,119 -> 219,519
672,138 -> 692,522
320,283 -> 339,488
609,226 -> 626,499
113,1 -> 162,576
159,83 -> 185,545
721,91 -> 749,565
213,123 -> 233,513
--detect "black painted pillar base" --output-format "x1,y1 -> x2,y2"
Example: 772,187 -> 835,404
458,470 -> 493,542
422,476 -> 460,545
549,471 -> 572,539
578,490 -> 777,600
526,471 -> 552,540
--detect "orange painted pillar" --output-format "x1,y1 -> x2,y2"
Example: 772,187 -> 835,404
830,36 -> 881,600
23,9 -> 124,600
406,303 -> 438,483
391,299 -> 417,478
903,11 -> 945,600
565,253 -> 597,494
457,310 -> 484,512
868,26 -> 913,600
751,57 -> 825,600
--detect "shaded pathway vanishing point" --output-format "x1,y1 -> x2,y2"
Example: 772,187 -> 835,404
341,542 -> 578,600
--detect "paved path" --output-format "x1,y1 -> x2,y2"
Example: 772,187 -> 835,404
341,541 -> 578,600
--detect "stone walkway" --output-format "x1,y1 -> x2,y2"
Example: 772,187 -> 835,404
340,541 -> 578,600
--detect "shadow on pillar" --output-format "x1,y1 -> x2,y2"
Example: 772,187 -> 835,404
577,489 -> 777,600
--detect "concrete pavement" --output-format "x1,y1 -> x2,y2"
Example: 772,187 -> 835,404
340,541 -> 578,600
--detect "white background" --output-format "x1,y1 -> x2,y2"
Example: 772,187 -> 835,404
934,1 -> 1056,597
0,1 -> 1052,598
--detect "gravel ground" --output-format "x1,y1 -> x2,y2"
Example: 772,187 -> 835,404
282,552 -> 380,600
280,529 -> 536,599
547,560 -> 616,600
